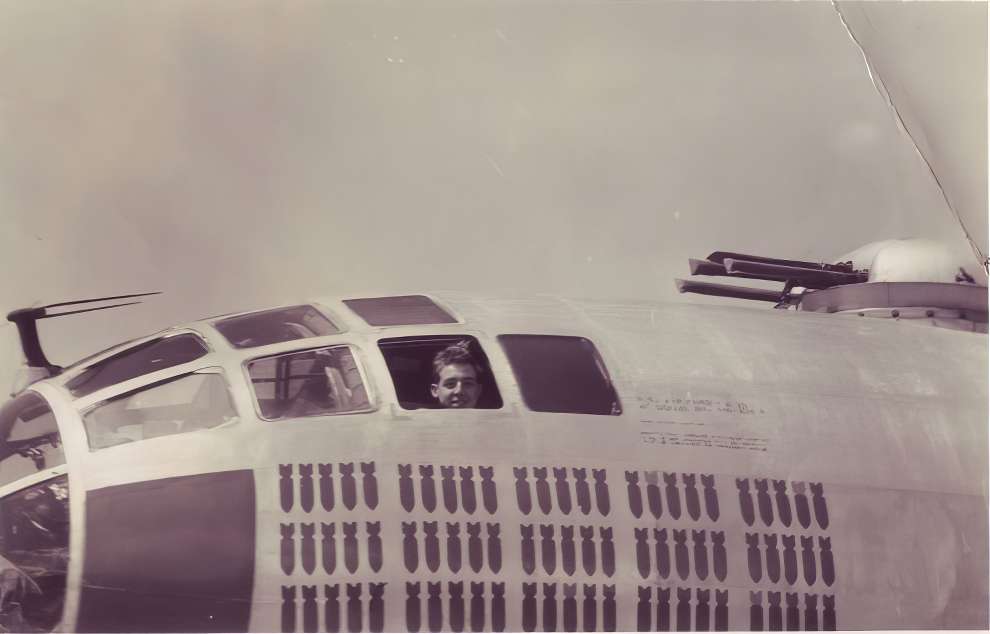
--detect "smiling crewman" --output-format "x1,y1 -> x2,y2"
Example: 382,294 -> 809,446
430,341 -> 483,409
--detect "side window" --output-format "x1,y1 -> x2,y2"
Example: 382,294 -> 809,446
247,346 -> 371,420
378,336 -> 502,410
0,392 -> 65,488
81,371 -> 237,450
65,334 -> 209,398
497,335 -> 621,415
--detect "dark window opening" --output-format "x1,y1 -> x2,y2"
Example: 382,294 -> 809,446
0,474 -> 69,633
214,305 -> 339,349
65,334 -> 209,398
344,295 -> 458,327
497,335 -> 621,415
378,336 -> 502,410
0,393 -> 64,488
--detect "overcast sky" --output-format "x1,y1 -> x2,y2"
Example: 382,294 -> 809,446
0,1 -> 985,371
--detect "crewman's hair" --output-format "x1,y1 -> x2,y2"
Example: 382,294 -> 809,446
431,340 -> 482,383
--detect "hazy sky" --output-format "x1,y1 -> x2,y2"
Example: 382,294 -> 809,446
0,1 -> 985,370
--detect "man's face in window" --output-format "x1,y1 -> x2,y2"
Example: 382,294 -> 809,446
431,363 -> 482,408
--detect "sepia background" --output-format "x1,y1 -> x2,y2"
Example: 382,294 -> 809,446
0,1 -> 986,380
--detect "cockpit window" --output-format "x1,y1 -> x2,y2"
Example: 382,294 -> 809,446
247,346 -> 371,420
65,334 -> 209,398
378,336 -> 502,410
81,371 -> 237,450
214,305 -> 339,349
497,335 -> 621,415
0,392 -> 64,488
343,295 -> 458,327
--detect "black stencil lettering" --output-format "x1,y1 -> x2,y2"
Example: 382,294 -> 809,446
342,522 -> 358,574
637,586 -> 652,632
325,584 -> 340,633
600,527 -> 616,577
693,530 -> 709,580
522,583 -> 538,633
684,474 -> 701,521
646,471 -> 664,519
492,583 -> 506,632
804,594 -> 818,631
367,522 -> 383,573
427,582 -> 443,633
582,585 -> 597,632
467,522 -> 483,573
635,528 -> 651,579
563,584 -> 578,633
749,591 -> 763,632
602,585 -> 616,632
515,467 -> 533,515
654,528 -> 671,580
737,478 -> 755,526
772,481 -> 791,528
541,524 -> 557,575
626,471 -> 643,519
554,468 -> 573,515
441,466 -> 459,514
281,585 -> 296,633
460,467 -> 477,515
447,523 -> 462,574
701,474 -> 719,521
487,523 -> 502,573
339,463 -> 357,511
543,584 -> 558,632
399,464 -> 415,512
755,479 -> 773,527
673,529 -> 690,581
424,522 -> 440,573
782,536 -> 797,586
784,593 -> 798,631
470,582 -> 485,633
819,537 -> 835,587
711,531 -> 726,582
675,587 -> 691,632
580,527 -> 596,575
657,587 -> 671,632
521,524 -> 536,575
800,536 -> 816,586
369,583 -> 386,633
449,582 -> 465,633
561,525 -> 577,576
792,482 -> 811,529
322,523 -> 337,575
593,469 -> 611,516
319,464 -> 335,512
361,462 -> 378,510
822,595 -> 835,631
745,533 -> 762,583
480,466 -> 498,514
664,473 -> 681,520
406,583 -> 422,633
765,534 -> 780,584
301,523 -> 316,575
280,464 -> 294,513
281,523 -> 295,575
299,464 -> 315,514
767,592 -> 782,632
714,590 -> 728,632
420,465 -> 437,513
402,522 -> 418,573
696,589 -> 710,632
810,483 -> 829,530
574,469 -> 592,515
346,584 -> 362,633
535,467 -> 553,515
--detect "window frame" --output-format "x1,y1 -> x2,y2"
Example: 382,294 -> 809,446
0,391 -> 68,499
242,343 -> 378,422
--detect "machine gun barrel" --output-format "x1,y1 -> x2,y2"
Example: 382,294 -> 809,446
723,258 -> 867,288
675,279 -> 782,302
